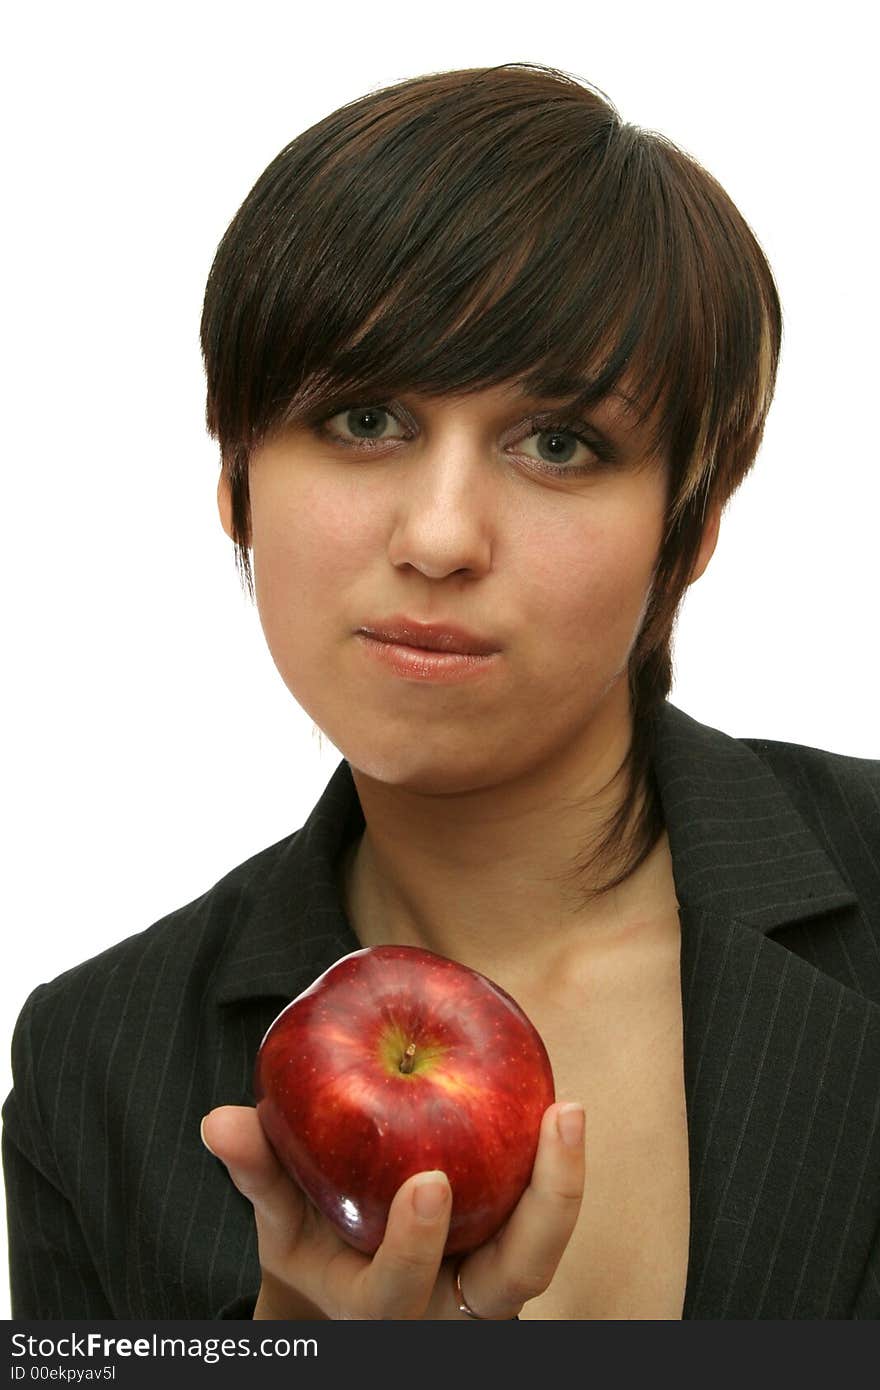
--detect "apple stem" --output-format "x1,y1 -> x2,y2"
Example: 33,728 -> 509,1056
399,1042 -> 417,1074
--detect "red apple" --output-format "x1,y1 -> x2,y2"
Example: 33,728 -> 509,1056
253,944 -> 555,1256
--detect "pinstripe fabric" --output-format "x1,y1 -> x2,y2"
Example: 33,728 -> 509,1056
3,700 -> 879,1319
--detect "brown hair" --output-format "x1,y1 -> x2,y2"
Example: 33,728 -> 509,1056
200,62 -> 782,903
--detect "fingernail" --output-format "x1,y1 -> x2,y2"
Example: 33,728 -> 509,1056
200,1115 -> 217,1156
556,1103 -> 585,1147
412,1171 -> 450,1219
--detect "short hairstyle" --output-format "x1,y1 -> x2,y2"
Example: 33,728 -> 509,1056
200,62 -> 782,903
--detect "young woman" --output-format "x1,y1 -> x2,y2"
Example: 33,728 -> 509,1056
4,63 -> 879,1321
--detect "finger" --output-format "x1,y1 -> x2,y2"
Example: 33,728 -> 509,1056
344,1170 -> 453,1320
201,1105 -> 292,1206
449,1101 -> 585,1319
201,1105 -> 311,1261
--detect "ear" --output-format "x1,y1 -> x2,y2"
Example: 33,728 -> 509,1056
688,502 -> 722,586
217,471 -> 234,541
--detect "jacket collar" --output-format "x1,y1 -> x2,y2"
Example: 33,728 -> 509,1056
213,700 -> 856,1009
652,701 -> 857,933
213,755 -> 365,1009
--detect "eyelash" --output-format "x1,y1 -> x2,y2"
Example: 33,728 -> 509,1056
312,404 -> 616,477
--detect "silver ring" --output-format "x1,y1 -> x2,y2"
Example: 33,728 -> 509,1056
454,1258 -> 486,1319
454,1258 -> 519,1320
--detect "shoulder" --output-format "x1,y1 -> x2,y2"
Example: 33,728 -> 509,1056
6,755 -> 362,1147
6,827 -> 301,1084
737,731 -> 880,893
738,732 -> 880,827
3,828 -> 306,1178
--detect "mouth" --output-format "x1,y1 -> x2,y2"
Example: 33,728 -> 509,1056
355,616 -> 501,657
351,625 -> 500,683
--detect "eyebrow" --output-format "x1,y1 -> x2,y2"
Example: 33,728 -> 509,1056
514,377 -> 639,415
514,391 -> 642,434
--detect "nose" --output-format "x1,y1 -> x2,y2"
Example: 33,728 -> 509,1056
386,435 -> 494,581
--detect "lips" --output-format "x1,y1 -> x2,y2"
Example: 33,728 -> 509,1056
356,616 -> 500,656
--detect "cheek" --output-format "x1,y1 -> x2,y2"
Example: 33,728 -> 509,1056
252,479 -> 372,603
521,507 -> 663,651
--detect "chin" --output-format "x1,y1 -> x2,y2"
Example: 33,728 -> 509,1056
338,718 -> 586,799
320,713 -> 510,794
344,742 -> 501,797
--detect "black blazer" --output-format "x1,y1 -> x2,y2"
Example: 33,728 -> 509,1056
3,701 -> 880,1319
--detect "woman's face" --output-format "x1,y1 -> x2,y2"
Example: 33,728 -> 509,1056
219,381 -> 707,794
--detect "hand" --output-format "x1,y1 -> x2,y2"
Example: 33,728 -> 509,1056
201,1100 -> 585,1320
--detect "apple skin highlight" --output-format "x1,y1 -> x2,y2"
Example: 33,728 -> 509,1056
254,944 -> 556,1256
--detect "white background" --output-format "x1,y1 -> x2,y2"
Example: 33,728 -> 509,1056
3,0 -> 877,1318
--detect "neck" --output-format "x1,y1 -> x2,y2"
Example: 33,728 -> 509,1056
338,684 -> 678,987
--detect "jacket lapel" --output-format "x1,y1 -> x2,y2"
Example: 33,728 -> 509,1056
654,703 -> 880,1317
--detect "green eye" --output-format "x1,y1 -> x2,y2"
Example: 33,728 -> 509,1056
322,405 -> 409,445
